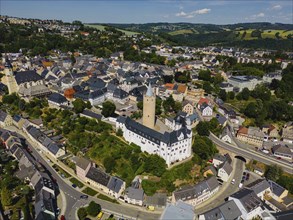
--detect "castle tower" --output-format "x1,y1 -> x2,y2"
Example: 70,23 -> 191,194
143,83 -> 156,129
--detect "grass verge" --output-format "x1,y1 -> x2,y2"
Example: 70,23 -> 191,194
69,177 -> 84,188
97,194 -> 119,204
82,187 -> 98,196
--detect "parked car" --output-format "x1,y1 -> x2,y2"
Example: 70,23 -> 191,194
72,184 -> 77,188
239,183 -> 243,188
60,215 -> 65,220
80,195 -> 88,199
231,179 -> 235,185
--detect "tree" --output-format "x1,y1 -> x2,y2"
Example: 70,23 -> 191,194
144,155 -> 167,177
77,207 -> 87,220
203,81 -> 213,94
137,101 -> 143,110
192,136 -> 218,160
104,156 -> 116,173
1,187 -> 12,206
265,165 -> 283,182
228,91 -> 235,100
163,95 -> 175,112
218,89 -> 227,101
86,201 -> 101,217
101,101 -> 116,117
241,88 -> 250,100
72,98 -> 87,113
198,70 -> 212,82
213,73 -> 223,85
196,121 -> 210,136
116,128 -> 123,137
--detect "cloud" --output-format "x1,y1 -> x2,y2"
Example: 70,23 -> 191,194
271,5 -> 282,10
175,8 -> 211,18
247,12 -> 265,20
194,8 -> 211,15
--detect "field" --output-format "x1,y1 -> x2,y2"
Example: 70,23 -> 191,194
86,24 -> 139,36
169,29 -> 194,35
236,29 -> 292,40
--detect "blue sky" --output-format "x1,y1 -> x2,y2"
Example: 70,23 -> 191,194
1,0 -> 292,24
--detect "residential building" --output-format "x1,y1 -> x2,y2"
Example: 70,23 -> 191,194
217,160 -> 233,182
182,100 -> 194,115
75,157 -> 93,179
220,126 -> 233,144
236,126 -> 265,147
281,122 -> 293,144
245,179 -> 271,200
198,200 -> 242,220
228,188 -> 264,220
228,75 -> 263,91
124,187 -> 144,206
172,176 -> 220,206
200,103 -> 213,117
48,92 -> 68,108
272,145 -> 293,160
0,110 -> 13,127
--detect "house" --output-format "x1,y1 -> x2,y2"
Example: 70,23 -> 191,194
217,160 -> 233,182
236,126 -> 265,147
75,157 -> 93,179
216,114 -> 227,127
212,153 -> 231,168
48,92 -> 68,108
12,115 -> 25,129
200,103 -> 213,117
182,100 -> 194,115
228,188 -> 264,220
220,126 -> 233,144
245,179 -> 271,200
85,167 -> 125,199
228,75 -> 263,91
124,187 -> 144,206
197,97 -> 210,109
199,200 -> 242,220
88,90 -> 105,105
281,122 -> 293,144
268,180 -> 289,203
272,145 -> 293,160
261,125 -> 279,138
0,110 -> 13,127
145,193 -> 167,208
80,110 -> 103,121
160,201 -> 195,220
172,176 -> 220,206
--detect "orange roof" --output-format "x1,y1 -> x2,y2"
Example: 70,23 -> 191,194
198,97 -> 209,106
165,83 -> 174,90
238,127 -> 248,135
42,61 -> 53,67
177,84 -> 187,93
64,88 -> 76,98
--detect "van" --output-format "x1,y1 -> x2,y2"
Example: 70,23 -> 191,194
97,211 -> 104,219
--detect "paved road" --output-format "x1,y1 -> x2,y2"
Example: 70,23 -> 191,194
209,133 -> 293,174
7,127 -> 161,220
195,158 -> 245,214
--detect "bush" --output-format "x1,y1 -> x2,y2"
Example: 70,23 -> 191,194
86,201 -> 101,217
78,207 -> 87,220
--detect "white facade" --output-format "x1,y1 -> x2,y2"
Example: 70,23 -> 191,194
116,118 -> 192,166
229,197 -> 263,220
201,106 -> 213,117
221,134 -> 232,144
218,167 -> 231,182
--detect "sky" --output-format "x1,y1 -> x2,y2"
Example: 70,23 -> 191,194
1,0 -> 292,24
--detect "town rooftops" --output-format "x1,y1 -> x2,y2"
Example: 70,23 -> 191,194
107,176 -> 124,193
245,179 -> 270,195
48,92 -> 67,104
86,167 -> 110,187
14,70 -> 43,84
201,200 -> 242,220
272,145 -> 292,156
125,187 -> 144,201
229,188 -> 263,213
268,180 -> 287,197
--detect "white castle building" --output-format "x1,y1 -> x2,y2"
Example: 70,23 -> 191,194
116,84 -> 192,166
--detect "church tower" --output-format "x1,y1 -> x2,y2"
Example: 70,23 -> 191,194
143,83 -> 156,129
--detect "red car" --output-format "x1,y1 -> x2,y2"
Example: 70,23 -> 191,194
60,215 -> 65,220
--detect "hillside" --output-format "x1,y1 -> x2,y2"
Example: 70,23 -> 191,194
105,22 -> 293,50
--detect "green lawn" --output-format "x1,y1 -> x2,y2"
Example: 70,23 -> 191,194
85,24 -> 139,36
82,187 -> 98,196
69,177 -> 84,188
97,194 -> 119,204
169,29 -> 194,35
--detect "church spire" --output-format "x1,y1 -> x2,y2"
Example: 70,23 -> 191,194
146,82 -> 153,97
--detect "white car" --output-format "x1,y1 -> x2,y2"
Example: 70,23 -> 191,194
239,183 -> 243,188
231,179 -> 235,185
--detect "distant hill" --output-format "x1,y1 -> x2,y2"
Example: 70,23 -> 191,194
101,22 -> 293,50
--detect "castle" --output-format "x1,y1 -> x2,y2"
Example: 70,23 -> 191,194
116,83 -> 192,166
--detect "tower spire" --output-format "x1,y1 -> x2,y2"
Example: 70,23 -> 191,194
146,82 -> 153,97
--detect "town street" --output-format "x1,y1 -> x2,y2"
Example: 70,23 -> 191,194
5,126 -> 161,220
